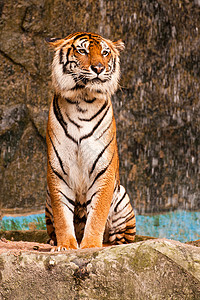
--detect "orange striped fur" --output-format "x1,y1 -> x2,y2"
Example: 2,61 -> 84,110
46,32 -> 136,251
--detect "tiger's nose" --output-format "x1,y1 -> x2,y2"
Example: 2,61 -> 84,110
91,63 -> 105,74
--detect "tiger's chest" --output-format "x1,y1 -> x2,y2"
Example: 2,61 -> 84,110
49,95 -> 114,193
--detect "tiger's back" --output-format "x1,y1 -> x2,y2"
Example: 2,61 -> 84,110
45,32 -> 136,250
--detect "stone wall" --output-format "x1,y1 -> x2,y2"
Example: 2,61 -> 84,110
0,0 -> 199,215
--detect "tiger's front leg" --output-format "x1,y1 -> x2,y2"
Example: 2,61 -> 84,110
80,155 -> 116,249
47,163 -> 78,251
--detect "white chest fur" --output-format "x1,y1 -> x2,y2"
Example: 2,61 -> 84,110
48,92 -> 114,198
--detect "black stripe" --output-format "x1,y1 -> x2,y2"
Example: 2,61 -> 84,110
114,201 -> 129,214
65,98 -> 87,113
115,215 -> 135,228
125,231 -> 136,236
79,77 -> 88,85
59,47 -> 63,64
48,155 -> 71,189
46,218 -> 53,225
114,191 -> 127,212
58,190 -> 75,207
66,48 -> 71,63
45,207 -> 53,219
63,48 -> 71,73
53,94 -> 78,145
88,150 -> 115,190
71,85 -> 86,91
50,231 -> 57,241
65,112 -> 82,129
110,223 -> 136,237
113,182 -> 119,195
96,115 -> 113,140
73,33 -> 88,41
79,37 -> 88,43
79,100 -> 108,122
83,98 -> 96,104
96,89 -> 104,94
47,130 -> 68,175
91,34 -> 101,39
115,237 -> 125,242
76,103 -> 87,113
89,135 -> 114,176
50,127 -> 60,144
117,183 -> 120,192
110,183 -> 120,209
60,199 -> 74,214
109,230 -> 125,236
125,225 -> 136,231
126,214 -> 135,223
111,57 -> 116,74
124,237 -> 135,243
65,98 -> 79,105
71,44 -> 76,51
107,56 -> 116,76
86,190 -> 99,206
70,66 -> 81,82
113,209 -> 132,224
80,105 -> 110,142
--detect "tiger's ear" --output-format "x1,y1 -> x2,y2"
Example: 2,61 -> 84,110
45,37 -> 65,48
113,40 -> 125,52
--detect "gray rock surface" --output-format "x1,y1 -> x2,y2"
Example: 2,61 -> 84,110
0,0 -> 199,214
0,239 -> 200,299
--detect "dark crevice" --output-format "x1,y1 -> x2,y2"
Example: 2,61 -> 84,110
20,6 -> 29,33
0,49 -> 29,73
29,118 -> 46,145
0,48 -> 44,82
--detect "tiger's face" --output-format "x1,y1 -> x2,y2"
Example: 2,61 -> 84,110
47,32 -> 124,97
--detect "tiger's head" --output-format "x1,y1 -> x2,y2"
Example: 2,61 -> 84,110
47,32 -> 124,98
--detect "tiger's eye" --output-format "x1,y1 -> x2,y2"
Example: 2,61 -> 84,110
102,50 -> 110,57
77,49 -> 87,55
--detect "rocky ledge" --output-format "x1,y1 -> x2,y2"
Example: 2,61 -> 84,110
0,239 -> 200,299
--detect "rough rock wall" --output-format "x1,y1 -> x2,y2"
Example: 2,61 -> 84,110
0,0 -> 199,214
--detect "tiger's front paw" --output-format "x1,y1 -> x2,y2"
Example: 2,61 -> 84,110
51,235 -> 78,252
80,236 -> 102,249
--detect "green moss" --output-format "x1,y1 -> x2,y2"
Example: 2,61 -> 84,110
129,244 -> 159,272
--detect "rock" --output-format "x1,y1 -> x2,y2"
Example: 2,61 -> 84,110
27,105 -> 49,139
0,230 -> 49,244
0,239 -> 200,299
0,231 -> 156,244
1,123 -> 46,215
0,104 -> 28,136
0,0 -> 199,214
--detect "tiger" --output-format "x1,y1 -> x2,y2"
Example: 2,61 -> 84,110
45,32 -> 136,251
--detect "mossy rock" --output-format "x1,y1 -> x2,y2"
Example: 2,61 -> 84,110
0,239 -> 200,299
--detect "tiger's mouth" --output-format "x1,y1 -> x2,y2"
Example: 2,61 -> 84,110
90,77 -> 107,83
76,75 -> 107,87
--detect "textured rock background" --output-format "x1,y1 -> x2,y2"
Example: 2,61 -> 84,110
0,0 -> 199,215
0,239 -> 200,299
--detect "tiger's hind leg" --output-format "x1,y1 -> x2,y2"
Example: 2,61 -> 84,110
104,185 -> 136,245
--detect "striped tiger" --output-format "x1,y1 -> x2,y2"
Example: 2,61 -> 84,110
45,32 -> 136,251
